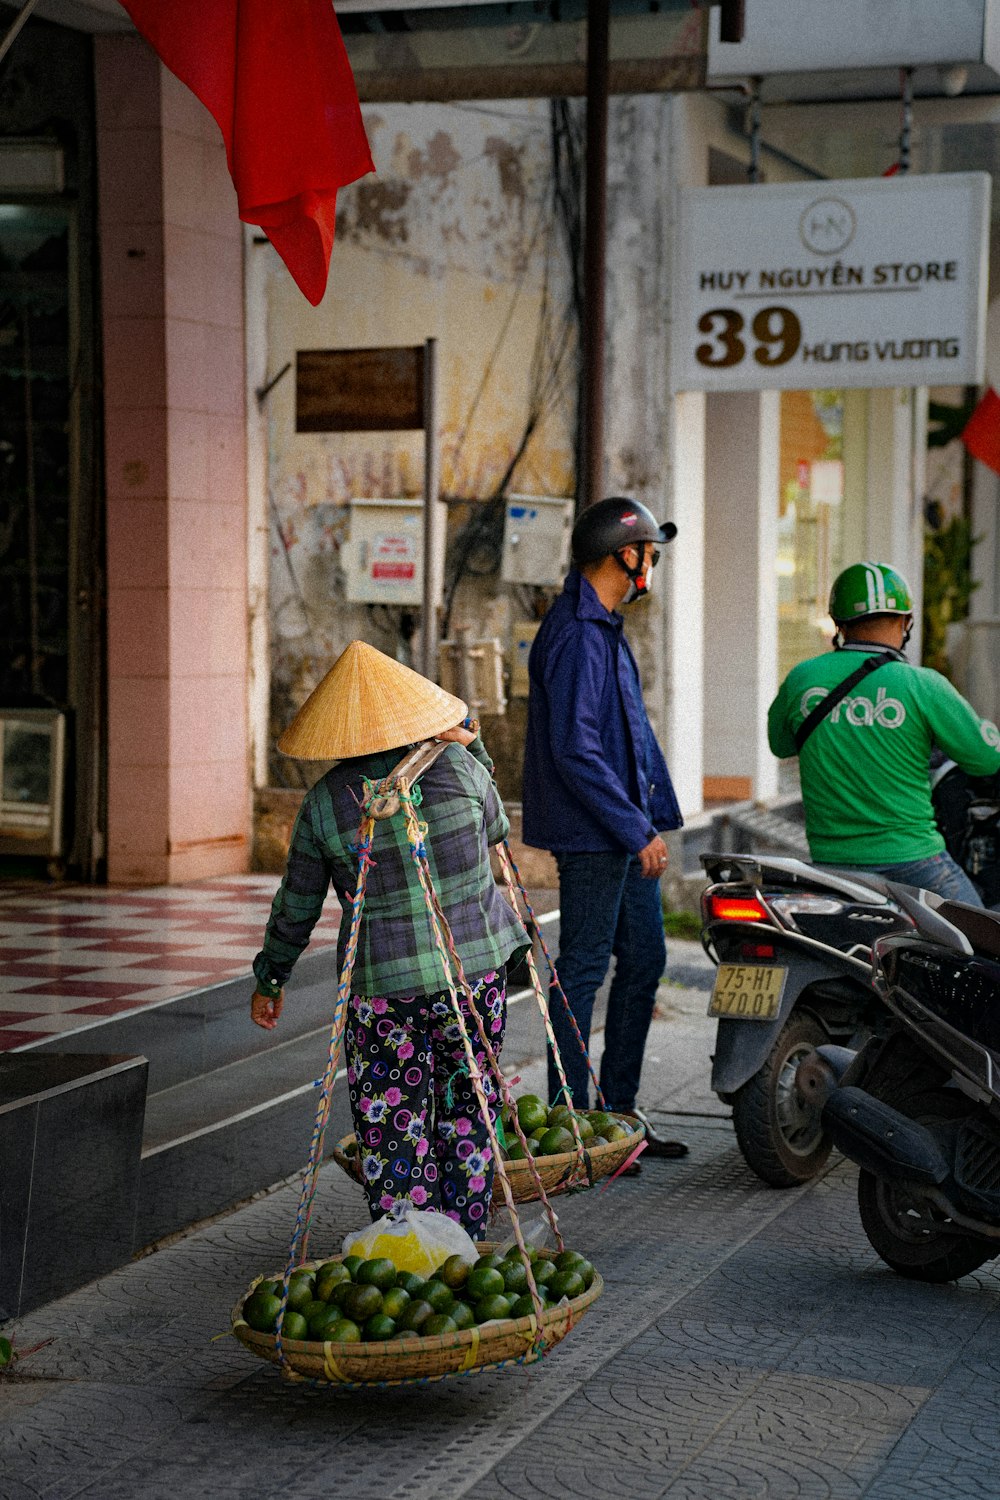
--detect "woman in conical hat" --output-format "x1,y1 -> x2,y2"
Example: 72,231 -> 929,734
251,641 -> 528,1239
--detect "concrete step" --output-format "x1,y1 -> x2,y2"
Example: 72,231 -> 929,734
137,1026 -> 354,1247
134,961 -> 558,1248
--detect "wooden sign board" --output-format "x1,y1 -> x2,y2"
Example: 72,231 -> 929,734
296,346 -> 425,433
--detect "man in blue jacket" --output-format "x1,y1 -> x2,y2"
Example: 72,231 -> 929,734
523,497 -> 687,1157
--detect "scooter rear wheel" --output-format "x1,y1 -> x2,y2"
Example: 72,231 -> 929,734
857,1087 -> 996,1283
731,1011 -> 832,1188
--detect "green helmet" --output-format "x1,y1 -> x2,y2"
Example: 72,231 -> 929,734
828,561 -> 914,622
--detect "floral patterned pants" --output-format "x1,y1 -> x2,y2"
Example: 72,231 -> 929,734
344,967 -> 507,1239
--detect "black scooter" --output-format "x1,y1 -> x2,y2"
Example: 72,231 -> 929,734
802,888 -> 1000,1283
700,854 -> 914,1187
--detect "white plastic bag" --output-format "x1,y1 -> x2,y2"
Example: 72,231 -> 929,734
342,1203 -> 479,1277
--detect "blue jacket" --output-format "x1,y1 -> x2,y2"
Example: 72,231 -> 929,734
522,569 -> 683,854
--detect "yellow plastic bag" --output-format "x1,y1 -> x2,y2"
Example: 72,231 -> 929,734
343,1204 -> 479,1277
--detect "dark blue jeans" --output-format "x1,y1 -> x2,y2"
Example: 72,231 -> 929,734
547,850 -> 666,1112
820,851 -> 984,907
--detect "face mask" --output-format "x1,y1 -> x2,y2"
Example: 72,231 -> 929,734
615,546 -> 658,604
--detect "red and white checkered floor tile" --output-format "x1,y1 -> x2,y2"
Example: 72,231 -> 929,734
0,875 -> 340,1052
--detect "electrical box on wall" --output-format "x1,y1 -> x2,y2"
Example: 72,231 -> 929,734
501,494 -> 573,586
438,632 -> 506,717
344,498 -> 445,607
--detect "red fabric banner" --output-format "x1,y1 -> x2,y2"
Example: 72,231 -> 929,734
962,386 -> 1000,476
119,0 -> 374,305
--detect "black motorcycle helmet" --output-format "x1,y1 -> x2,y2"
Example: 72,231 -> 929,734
571,497 -> 677,596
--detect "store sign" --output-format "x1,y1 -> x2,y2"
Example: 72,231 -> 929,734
672,174 -> 990,392
708,0 -> 996,76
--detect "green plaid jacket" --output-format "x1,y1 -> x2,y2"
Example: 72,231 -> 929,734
253,738 -> 529,1000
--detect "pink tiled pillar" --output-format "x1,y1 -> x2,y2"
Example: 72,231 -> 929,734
97,37 -> 250,885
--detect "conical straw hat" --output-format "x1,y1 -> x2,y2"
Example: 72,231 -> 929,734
278,640 -> 468,759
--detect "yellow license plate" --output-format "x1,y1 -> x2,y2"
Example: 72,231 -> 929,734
708,964 -> 787,1020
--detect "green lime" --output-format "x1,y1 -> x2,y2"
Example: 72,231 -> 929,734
355,1257 -> 397,1290
330,1279 -> 355,1308
502,1261 -> 529,1295
328,1318 -> 362,1343
529,1127 -> 548,1144
568,1113 -> 594,1141
399,1298 -> 434,1332
315,1264 -> 351,1298
364,1313 -> 397,1341
604,1123 -> 628,1143
590,1136 -> 609,1148
527,1138 -> 543,1157
509,1293 -> 536,1319
381,1286 -> 411,1321
282,1311 -> 309,1341
396,1272 -> 426,1296
307,1303 -> 343,1339
554,1250 -> 587,1274
316,1259 -> 349,1282
450,1302 -> 475,1330
546,1104 -> 573,1127
477,1252 -> 506,1271
466,1266 -> 504,1300
587,1111 -> 614,1136
243,1292 -> 281,1333
285,1276 -> 315,1311
538,1126 -> 575,1156
422,1280 -> 455,1314
505,1141 -> 527,1161
391,1328 -> 418,1341
532,1259 -> 557,1288
255,1279 -> 282,1298
438,1254 -> 470,1289
423,1313 -> 458,1337
300,1298 -> 329,1324
516,1094 -> 549,1133
504,1243 -> 537,1262
474,1294 -> 511,1323
576,1259 -> 596,1289
549,1269 -> 586,1300
343,1283 -> 383,1323
342,1255 -> 364,1278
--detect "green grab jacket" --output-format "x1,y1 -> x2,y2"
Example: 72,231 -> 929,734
767,644 -> 1000,866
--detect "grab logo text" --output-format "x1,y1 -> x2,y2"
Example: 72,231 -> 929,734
800,685 -> 906,729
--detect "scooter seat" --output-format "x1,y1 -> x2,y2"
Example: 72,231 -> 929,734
938,901 -> 1000,962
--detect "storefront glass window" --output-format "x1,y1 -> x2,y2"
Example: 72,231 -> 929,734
777,389 -> 846,680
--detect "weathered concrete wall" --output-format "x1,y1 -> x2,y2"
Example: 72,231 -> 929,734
254,99 -> 577,784
254,93 -> 714,812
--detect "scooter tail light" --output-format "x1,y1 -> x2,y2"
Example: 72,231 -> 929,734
740,942 -> 776,959
707,894 -> 770,923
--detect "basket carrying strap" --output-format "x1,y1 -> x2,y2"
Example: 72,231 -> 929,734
794,654 -> 895,752
366,740 -> 450,819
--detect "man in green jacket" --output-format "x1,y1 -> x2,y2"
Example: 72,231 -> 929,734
768,560 -> 1000,904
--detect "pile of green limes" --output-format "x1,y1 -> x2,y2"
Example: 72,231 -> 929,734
240,1245 -> 596,1344
499,1094 -> 637,1160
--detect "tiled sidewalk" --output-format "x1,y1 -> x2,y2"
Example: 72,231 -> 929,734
0,876 -> 341,1052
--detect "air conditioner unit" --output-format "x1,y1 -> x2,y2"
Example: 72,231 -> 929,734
0,709 -> 66,858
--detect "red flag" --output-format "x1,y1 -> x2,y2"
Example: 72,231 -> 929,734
962,387 -> 1000,475
119,0 -> 374,305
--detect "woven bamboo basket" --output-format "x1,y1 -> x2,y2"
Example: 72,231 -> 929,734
232,1244 -> 603,1387
331,1115 -> 645,1202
